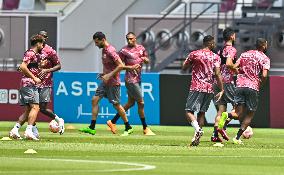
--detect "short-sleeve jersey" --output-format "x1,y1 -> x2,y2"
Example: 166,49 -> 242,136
38,44 -> 61,88
184,49 -> 221,93
119,44 -> 148,83
20,49 -> 41,87
102,44 -> 121,86
236,50 -> 270,91
220,44 -> 237,83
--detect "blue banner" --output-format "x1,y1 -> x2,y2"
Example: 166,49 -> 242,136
53,72 -> 160,125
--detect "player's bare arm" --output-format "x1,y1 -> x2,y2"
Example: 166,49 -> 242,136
123,63 -> 141,71
101,59 -> 124,83
226,57 -> 238,73
232,60 -> 240,71
260,69 -> 269,86
182,60 -> 191,71
19,62 -> 41,84
38,62 -> 61,79
214,67 -> 224,102
141,56 -> 150,64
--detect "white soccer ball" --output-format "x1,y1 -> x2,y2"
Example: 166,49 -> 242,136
49,120 -> 59,133
242,126 -> 253,139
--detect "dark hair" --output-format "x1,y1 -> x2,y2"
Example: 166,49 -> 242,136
39,30 -> 48,38
93,32 -> 106,40
256,38 -> 267,49
126,32 -> 136,37
203,35 -> 214,46
30,34 -> 44,46
223,27 -> 235,41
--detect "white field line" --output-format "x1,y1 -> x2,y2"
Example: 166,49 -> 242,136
0,157 -> 156,173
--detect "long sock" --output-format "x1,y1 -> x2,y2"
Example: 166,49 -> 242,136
54,115 -> 60,123
111,113 -> 120,124
224,120 -> 230,130
124,122 -> 132,131
228,113 -> 233,119
26,125 -> 33,132
14,123 -> 21,130
191,120 -> 200,132
140,118 -> 147,130
236,128 -> 245,140
213,126 -> 218,137
89,120 -> 96,130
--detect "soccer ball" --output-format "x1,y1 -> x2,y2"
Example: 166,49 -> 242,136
49,120 -> 59,133
242,126 -> 253,139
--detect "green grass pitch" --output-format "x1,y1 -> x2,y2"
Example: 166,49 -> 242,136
1,121 -> 284,175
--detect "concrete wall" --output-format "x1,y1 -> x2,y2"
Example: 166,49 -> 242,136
59,0 -> 173,72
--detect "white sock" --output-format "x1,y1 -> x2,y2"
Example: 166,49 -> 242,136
14,123 -> 21,130
191,120 -> 200,132
32,125 -> 37,131
54,115 -> 60,123
26,125 -> 33,132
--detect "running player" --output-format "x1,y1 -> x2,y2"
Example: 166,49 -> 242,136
106,32 -> 155,136
9,35 -> 43,140
182,35 -> 224,146
79,32 -> 139,136
218,38 -> 270,144
37,30 -> 64,135
9,31 -> 64,139
211,28 -> 238,142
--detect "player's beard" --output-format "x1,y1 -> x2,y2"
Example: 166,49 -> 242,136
98,43 -> 104,48
38,47 -> 43,53
232,40 -> 235,46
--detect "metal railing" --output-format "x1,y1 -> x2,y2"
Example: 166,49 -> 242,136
0,58 -> 21,71
138,0 -> 283,72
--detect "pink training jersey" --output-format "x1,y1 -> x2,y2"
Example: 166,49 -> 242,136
236,50 -> 270,91
102,44 -> 121,86
220,44 -> 237,83
119,44 -> 148,83
184,49 -> 221,93
38,44 -> 61,88
20,49 -> 41,87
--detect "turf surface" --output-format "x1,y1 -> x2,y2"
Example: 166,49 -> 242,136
1,122 -> 284,175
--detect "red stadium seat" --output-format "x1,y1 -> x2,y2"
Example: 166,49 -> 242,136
2,0 -> 20,10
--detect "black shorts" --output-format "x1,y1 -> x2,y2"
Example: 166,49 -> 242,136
19,86 -> 39,106
38,87 -> 51,103
235,87 -> 259,111
95,83 -> 120,105
185,91 -> 213,113
213,83 -> 235,106
125,82 -> 142,101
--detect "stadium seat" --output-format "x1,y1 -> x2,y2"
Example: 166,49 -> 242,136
2,0 -> 20,10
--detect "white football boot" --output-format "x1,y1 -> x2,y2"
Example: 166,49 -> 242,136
24,130 -> 39,141
9,128 -> 22,140
32,125 -> 40,139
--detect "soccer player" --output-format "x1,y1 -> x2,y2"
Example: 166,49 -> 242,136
182,35 -> 224,146
37,30 -> 64,135
79,32 -> 139,136
9,31 -> 64,139
211,28 -> 238,142
9,34 -> 43,140
106,32 -> 155,136
218,38 -> 270,144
